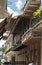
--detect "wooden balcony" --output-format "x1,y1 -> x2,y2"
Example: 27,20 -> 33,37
24,0 -> 40,11
30,1 -> 40,5
24,0 -> 40,18
21,20 -> 42,45
32,20 -> 42,36
21,30 -> 41,45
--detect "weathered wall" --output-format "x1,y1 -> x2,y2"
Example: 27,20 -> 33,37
15,47 -> 27,62
15,41 -> 41,64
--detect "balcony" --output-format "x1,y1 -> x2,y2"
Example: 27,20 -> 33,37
12,35 -> 22,51
11,35 -> 27,51
21,14 -> 42,44
24,0 -> 40,10
21,9 -> 42,44
24,0 -> 40,19
31,10 -> 42,27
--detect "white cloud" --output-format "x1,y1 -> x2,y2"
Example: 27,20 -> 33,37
15,0 -> 22,10
7,7 -> 19,17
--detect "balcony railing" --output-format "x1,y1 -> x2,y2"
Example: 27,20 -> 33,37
31,12 -> 42,28
21,13 -> 42,43
21,28 -> 32,43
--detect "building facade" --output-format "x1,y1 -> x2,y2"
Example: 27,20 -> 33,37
3,0 -> 42,65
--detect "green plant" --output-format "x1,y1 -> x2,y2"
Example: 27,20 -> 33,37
33,8 -> 42,17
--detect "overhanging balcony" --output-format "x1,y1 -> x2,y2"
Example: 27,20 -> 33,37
21,20 -> 42,45
24,0 -> 40,10
24,0 -> 40,19
11,35 -> 27,51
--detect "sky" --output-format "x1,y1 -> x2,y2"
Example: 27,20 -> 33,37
0,0 -> 26,47
0,0 -> 26,22
7,0 -> 26,14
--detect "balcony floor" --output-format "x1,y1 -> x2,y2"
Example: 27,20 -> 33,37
23,37 -> 41,45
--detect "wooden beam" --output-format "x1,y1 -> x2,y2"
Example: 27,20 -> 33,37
24,10 -> 33,15
24,10 -> 33,16
21,14 -> 31,19
28,6 -> 39,11
29,5 -> 39,8
24,10 -> 33,13
30,1 -> 40,5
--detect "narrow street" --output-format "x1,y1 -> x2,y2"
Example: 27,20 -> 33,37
0,0 -> 42,65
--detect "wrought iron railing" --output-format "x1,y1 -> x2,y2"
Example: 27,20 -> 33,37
21,11 -> 42,38
31,12 -> 42,27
